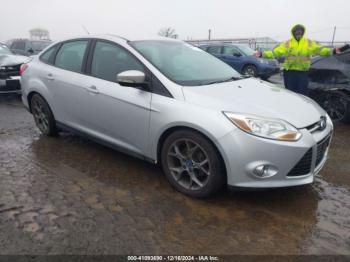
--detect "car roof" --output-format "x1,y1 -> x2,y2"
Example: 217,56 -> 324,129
52,34 -> 182,44
30,39 -> 52,42
9,38 -> 51,42
199,43 -> 248,47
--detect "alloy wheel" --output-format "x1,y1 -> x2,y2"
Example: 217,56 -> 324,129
242,65 -> 257,77
32,99 -> 50,133
167,139 -> 211,191
323,94 -> 348,121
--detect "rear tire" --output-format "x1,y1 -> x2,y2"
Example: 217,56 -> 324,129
30,94 -> 57,136
160,130 -> 225,198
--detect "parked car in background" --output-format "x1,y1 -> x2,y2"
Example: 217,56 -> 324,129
0,43 -> 29,94
199,43 -> 279,79
21,35 -> 332,198
308,50 -> 350,123
7,39 -> 52,56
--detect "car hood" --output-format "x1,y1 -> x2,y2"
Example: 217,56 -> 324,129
0,54 -> 30,67
183,78 -> 325,128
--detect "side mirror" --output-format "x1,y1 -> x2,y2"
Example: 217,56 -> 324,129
27,48 -> 34,54
233,53 -> 242,57
117,70 -> 149,89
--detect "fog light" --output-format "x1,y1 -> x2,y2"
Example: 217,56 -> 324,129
252,165 -> 278,178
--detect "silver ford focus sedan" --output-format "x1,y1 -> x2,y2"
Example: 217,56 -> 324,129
20,35 -> 333,198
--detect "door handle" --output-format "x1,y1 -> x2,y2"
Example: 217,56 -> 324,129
46,73 -> 55,81
87,85 -> 99,94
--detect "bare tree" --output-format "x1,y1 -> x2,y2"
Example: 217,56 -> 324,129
158,27 -> 178,39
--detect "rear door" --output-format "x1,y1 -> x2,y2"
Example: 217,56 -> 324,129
45,39 -> 90,127
11,41 -> 27,56
206,45 -> 222,58
76,40 -> 152,155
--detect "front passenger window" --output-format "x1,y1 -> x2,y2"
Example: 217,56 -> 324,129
55,41 -> 88,73
91,41 -> 144,82
222,46 -> 241,56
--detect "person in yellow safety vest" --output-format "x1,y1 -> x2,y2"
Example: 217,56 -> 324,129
256,24 -> 341,95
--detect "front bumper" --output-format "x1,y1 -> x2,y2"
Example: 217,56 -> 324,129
218,117 -> 333,188
258,64 -> 280,78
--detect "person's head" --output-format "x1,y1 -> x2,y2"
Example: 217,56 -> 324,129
291,24 -> 305,41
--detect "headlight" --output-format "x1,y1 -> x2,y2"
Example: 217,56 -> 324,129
223,112 -> 302,141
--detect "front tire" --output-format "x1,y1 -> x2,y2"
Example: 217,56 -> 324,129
30,94 -> 57,136
160,130 -> 225,198
317,91 -> 350,123
242,64 -> 258,77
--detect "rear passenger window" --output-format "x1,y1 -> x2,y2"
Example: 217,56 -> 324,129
91,41 -> 144,82
40,46 -> 56,64
55,41 -> 88,73
207,46 -> 221,54
12,41 -> 25,50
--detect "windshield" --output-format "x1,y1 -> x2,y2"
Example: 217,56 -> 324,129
30,41 -> 51,51
0,44 -> 12,55
236,45 -> 255,56
130,40 -> 240,86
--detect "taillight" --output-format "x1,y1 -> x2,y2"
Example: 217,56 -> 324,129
20,64 -> 28,76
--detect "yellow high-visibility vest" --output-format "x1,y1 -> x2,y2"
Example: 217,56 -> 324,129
263,24 -> 332,71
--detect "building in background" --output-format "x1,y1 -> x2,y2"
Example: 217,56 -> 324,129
186,37 -> 278,50
186,36 -> 349,51
29,28 -> 50,41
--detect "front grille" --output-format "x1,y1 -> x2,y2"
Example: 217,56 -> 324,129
305,116 -> 328,133
287,134 -> 331,177
305,121 -> 319,132
315,135 -> 331,167
287,148 -> 313,177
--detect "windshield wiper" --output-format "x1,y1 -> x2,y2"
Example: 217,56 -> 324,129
205,76 -> 242,85
239,75 -> 253,79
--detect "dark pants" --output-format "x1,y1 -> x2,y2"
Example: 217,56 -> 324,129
283,70 -> 309,96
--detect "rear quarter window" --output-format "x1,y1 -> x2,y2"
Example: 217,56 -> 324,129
40,45 -> 57,64
54,40 -> 88,73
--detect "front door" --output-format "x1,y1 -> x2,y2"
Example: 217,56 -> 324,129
77,40 -> 152,155
220,46 -> 243,71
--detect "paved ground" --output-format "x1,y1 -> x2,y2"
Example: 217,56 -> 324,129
0,95 -> 350,255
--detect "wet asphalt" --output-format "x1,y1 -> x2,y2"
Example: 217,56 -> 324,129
0,95 -> 349,255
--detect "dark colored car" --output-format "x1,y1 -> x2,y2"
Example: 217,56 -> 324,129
199,43 -> 279,79
308,50 -> 350,123
0,43 -> 29,94
7,39 -> 52,56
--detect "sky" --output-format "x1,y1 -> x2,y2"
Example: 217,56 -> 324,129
1,0 -> 350,43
